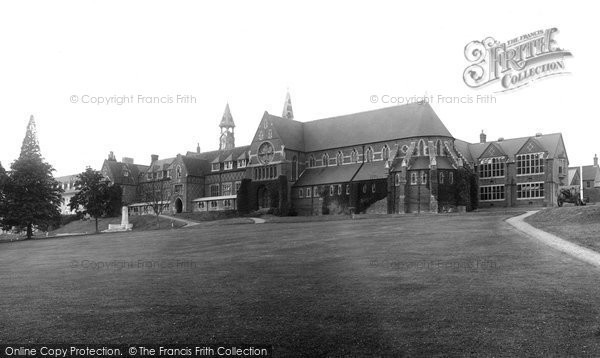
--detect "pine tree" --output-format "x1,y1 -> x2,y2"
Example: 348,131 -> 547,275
1,116 -> 63,238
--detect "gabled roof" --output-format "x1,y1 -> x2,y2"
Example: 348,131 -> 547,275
568,167 -> 580,185
103,160 -> 149,185
148,158 -> 175,172
457,133 -> 565,162
581,165 -> 600,182
302,103 -> 453,152
181,156 -> 210,177
264,112 -> 305,152
186,145 -> 251,164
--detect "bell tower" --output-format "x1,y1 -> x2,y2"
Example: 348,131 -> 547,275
219,103 -> 235,150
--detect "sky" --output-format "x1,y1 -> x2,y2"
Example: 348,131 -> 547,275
0,0 -> 597,176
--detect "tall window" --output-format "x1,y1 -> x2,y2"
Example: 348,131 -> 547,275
210,184 -> 219,197
224,161 -> 233,170
382,145 -> 390,161
418,140 -> 425,156
436,140 -> 442,156
421,171 -> 428,185
410,172 -> 418,185
516,153 -> 544,175
322,154 -> 329,167
222,183 -> 232,196
351,149 -> 358,163
235,181 -> 241,193
480,185 -> 505,201
211,163 -> 219,172
439,171 -> 445,184
298,188 -> 304,198
176,165 -> 182,178
337,151 -> 343,165
366,147 -> 374,162
309,155 -> 316,168
517,182 -> 544,199
479,158 -> 505,178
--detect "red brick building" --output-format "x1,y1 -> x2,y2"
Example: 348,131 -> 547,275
102,92 -> 571,215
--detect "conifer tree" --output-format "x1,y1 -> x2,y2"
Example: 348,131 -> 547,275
1,116 -> 63,238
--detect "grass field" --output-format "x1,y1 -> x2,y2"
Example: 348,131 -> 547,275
2,212 -> 600,356
526,205 -> 600,252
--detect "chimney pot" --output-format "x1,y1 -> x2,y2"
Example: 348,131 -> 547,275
480,130 -> 487,143
498,137 -> 504,142
151,154 -> 159,163
594,154 -> 598,167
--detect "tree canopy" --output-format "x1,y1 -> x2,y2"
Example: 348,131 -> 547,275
69,167 -> 122,232
0,116 -> 63,238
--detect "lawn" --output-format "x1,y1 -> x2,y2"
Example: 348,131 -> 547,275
2,212 -> 600,356
48,215 -> 187,236
525,205 -> 600,252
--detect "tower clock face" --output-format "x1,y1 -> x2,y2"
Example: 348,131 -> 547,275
257,142 -> 274,164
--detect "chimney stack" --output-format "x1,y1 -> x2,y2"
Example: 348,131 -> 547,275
121,157 -> 134,164
595,154 -> 598,167
196,143 -> 201,154
151,154 -> 159,163
480,130 -> 486,143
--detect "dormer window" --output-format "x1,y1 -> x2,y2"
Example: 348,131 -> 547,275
237,159 -> 247,168
224,161 -> 233,170
211,163 -> 220,172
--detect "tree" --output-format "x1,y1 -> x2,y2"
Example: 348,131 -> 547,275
69,167 -> 122,233
0,162 -> 7,221
138,172 -> 171,228
1,116 -> 63,239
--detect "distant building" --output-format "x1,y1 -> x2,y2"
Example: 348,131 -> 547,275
55,174 -> 79,214
569,154 -> 600,203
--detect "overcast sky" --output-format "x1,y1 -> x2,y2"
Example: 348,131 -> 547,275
0,0 -> 596,176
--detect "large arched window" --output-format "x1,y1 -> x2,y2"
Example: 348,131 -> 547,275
382,145 -> 390,161
309,155 -> 316,168
418,140 -> 425,156
291,155 -> 298,180
322,153 -> 329,167
366,147 -> 374,162
336,151 -> 343,165
436,140 -> 442,156
350,149 -> 358,163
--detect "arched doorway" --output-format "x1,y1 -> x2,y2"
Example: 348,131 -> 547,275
175,198 -> 183,213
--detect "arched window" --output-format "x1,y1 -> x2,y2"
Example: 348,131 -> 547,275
322,154 -> 329,167
366,147 -> 374,162
421,171 -> 428,185
436,140 -> 442,156
176,165 -> 182,178
291,156 -> 298,180
351,149 -> 358,163
418,140 -> 425,156
309,155 -> 316,168
382,145 -> 390,161
439,171 -> 445,184
336,151 -> 343,165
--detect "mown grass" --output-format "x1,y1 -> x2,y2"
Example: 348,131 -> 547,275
2,213 -> 600,356
526,204 -> 600,252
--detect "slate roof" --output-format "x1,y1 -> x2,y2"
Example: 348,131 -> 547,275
186,145 -> 251,164
455,133 -> 565,162
264,112 -> 305,152
181,156 -> 211,176
103,160 -> 149,185
293,163 -> 363,187
581,165 -> 600,182
302,103 -> 453,151
353,161 -> 388,181
148,158 -> 175,172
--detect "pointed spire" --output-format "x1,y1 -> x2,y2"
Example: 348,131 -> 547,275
20,115 -> 41,159
282,89 -> 294,120
219,103 -> 235,128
